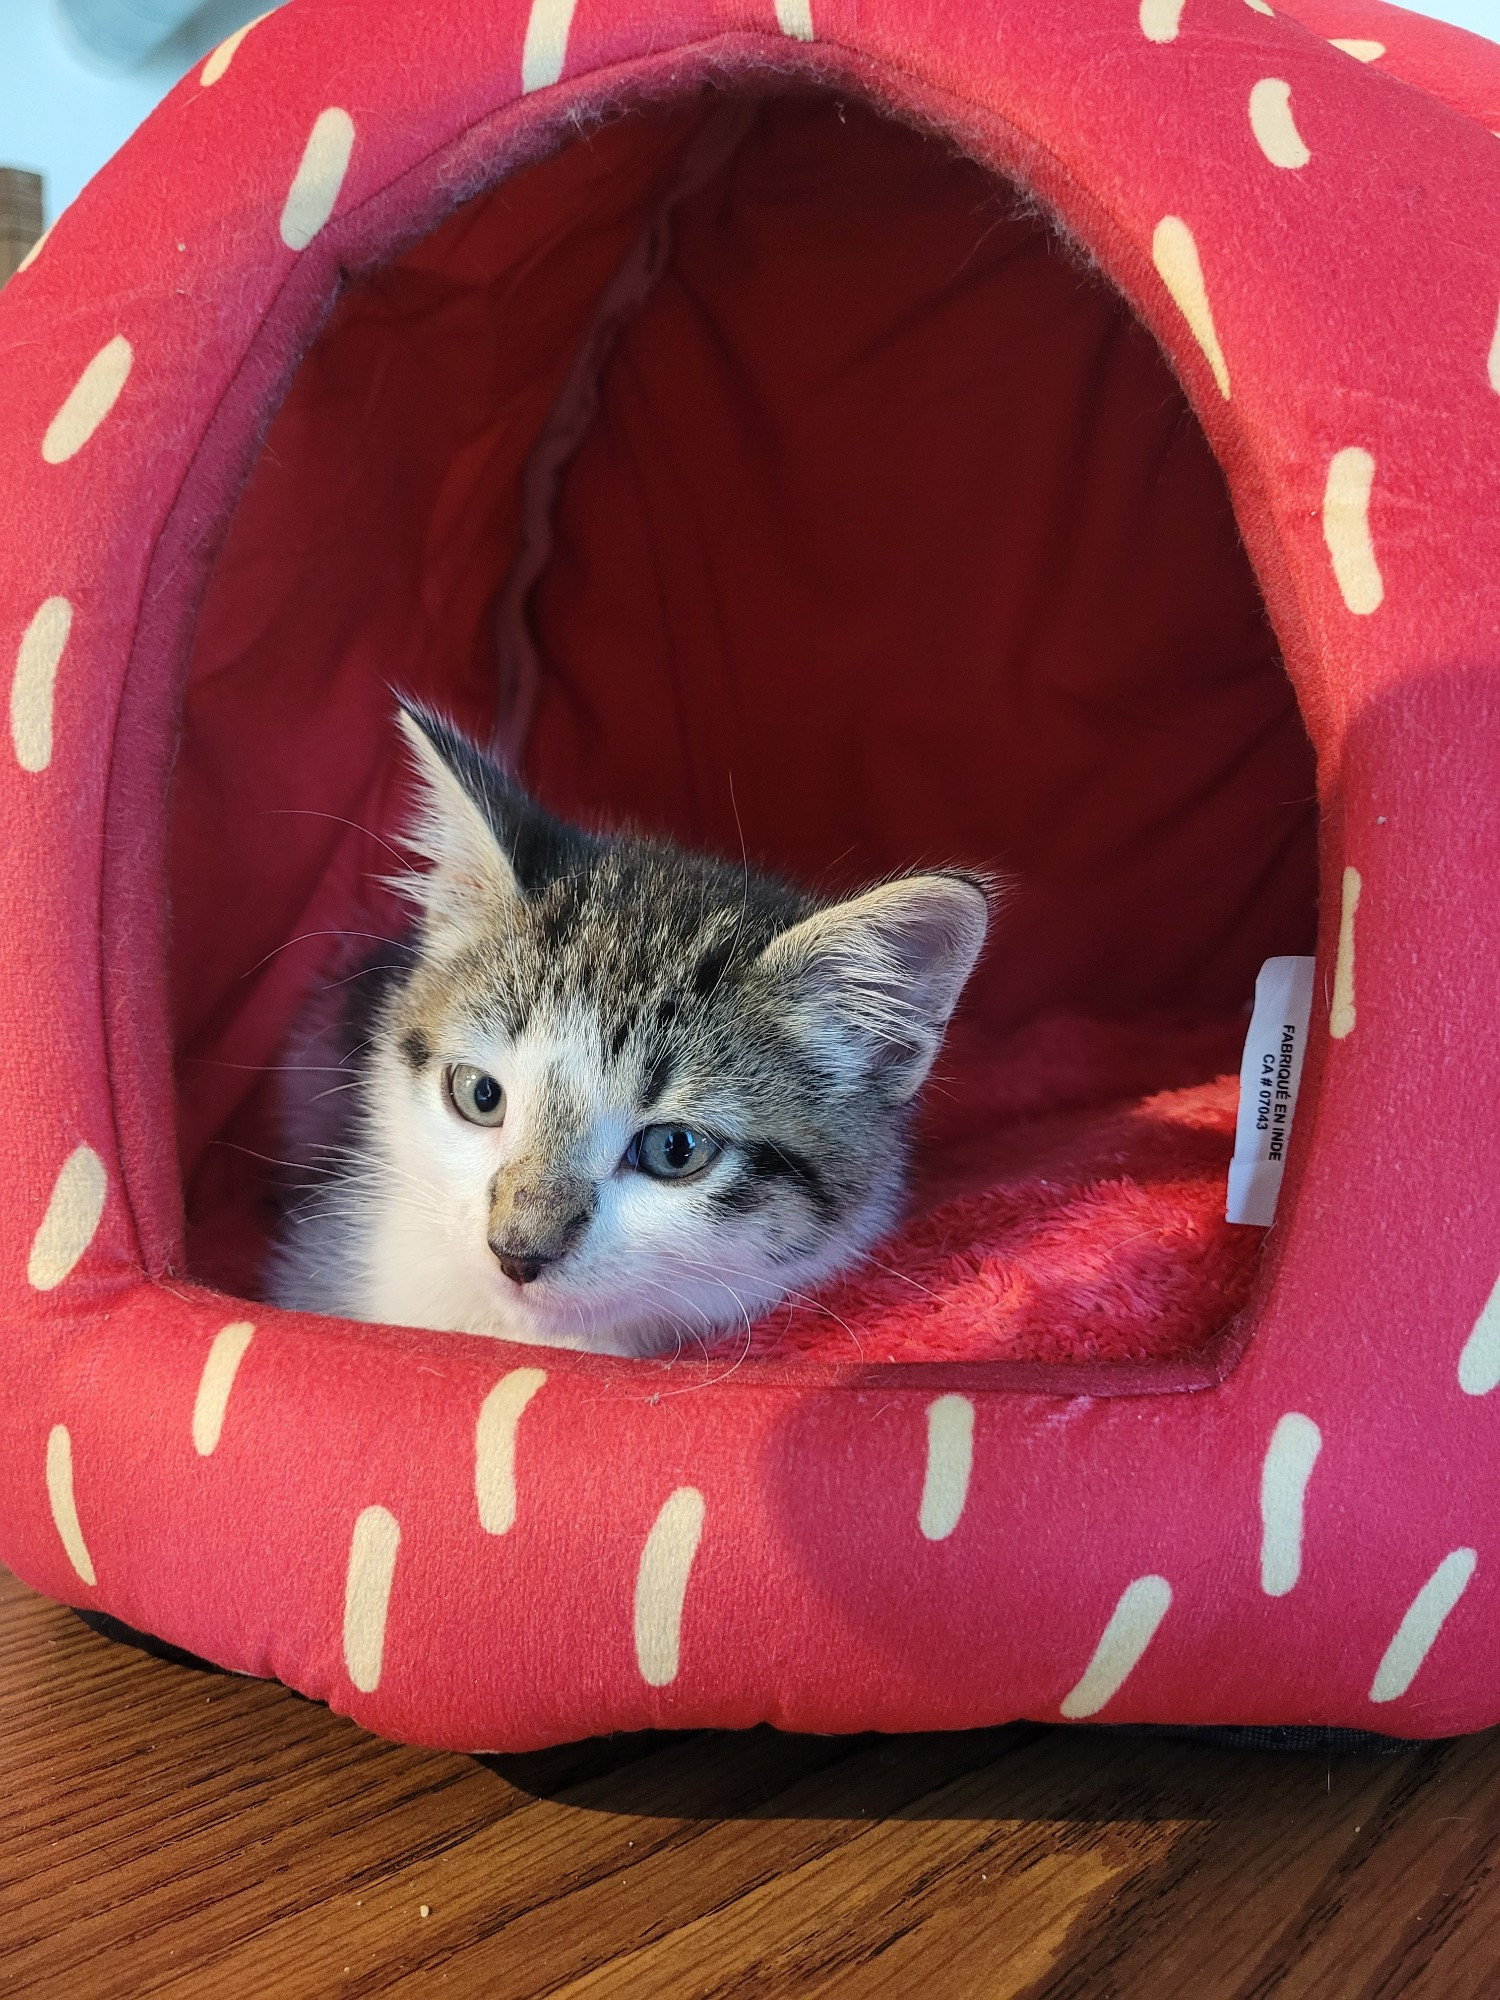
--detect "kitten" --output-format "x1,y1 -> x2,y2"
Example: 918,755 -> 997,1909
270,703 -> 989,1357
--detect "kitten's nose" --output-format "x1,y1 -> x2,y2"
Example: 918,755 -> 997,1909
488,1206 -> 591,1286
492,1247 -> 553,1286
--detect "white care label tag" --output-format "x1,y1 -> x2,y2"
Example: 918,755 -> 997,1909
1226,956 -> 1316,1227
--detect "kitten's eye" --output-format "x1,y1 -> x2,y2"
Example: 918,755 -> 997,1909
626,1125 -> 721,1180
447,1065 -> 506,1127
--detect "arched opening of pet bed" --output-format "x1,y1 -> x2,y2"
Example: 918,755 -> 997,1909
169,83 -> 1318,1369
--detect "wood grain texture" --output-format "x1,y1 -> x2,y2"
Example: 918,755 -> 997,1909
3,1564 -> 1499,1997
0,167 -> 44,283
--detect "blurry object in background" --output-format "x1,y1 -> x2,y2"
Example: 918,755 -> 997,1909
56,0 -> 205,69
0,170 -> 45,284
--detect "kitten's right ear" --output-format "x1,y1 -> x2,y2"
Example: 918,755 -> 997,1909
394,703 -> 524,937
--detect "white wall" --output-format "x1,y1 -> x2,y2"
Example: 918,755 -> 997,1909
0,0 -> 1495,225
1407,0 -> 1498,27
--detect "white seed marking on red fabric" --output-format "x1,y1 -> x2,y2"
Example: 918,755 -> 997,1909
41,336 -> 133,465
1322,448 -> 1383,614
1329,865 -> 1361,1040
201,9 -> 271,85
28,1145 -> 107,1290
1487,298 -> 1500,395
919,1395 -> 974,1541
634,1487 -> 705,1688
192,1322 -> 255,1456
280,108 -> 355,252
1370,1549 -> 1476,1702
1139,0 -> 1186,42
1260,1412 -> 1321,1595
343,1505 -> 400,1694
775,0 -> 814,36
16,225 -> 51,275
1249,78 -> 1310,168
1059,1576 -> 1173,1718
1458,1276 -> 1500,1396
1331,38 -> 1384,61
1243,0 -> 1274,14
11,596 -> 72,773
521,0 -> 578,91
475,1368 -> 547,1533
46,1425 -> 96,1586
1151,217 -> 1230,398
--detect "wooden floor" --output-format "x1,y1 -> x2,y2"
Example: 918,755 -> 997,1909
4,1566 -> 1500,1997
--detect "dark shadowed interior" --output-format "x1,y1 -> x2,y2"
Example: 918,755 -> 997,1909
170,87 -> 1318,1365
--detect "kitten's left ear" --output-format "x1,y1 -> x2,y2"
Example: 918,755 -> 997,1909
394,702 -> 524,938
756,873 -> 991,1103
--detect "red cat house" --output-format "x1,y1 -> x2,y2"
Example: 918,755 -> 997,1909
2,0 -> 1499,1751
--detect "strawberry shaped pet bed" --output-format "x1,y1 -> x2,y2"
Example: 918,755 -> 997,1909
3,0 -> 1500,1751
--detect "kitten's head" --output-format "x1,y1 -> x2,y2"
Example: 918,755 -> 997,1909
359,702 -> 989,1356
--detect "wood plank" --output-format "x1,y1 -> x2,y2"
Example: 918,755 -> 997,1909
4,1563 -> 1500,1998
0,168 -> 44,282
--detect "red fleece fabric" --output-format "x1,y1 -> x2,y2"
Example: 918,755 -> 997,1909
2,0 -> 1499,1752
1274,0 -> 1500,123
745,1017 -> 1260,1366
